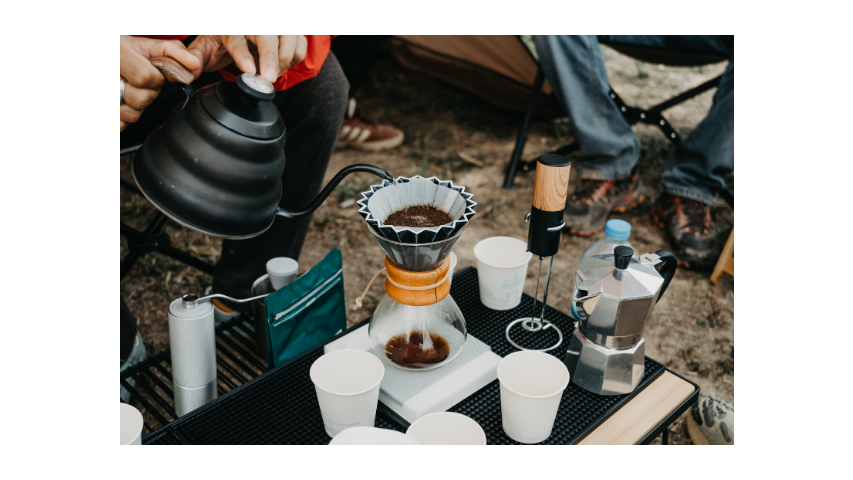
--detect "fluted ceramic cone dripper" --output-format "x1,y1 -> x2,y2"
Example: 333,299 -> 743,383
367,223 -> 467,272
357,176 -> 477,244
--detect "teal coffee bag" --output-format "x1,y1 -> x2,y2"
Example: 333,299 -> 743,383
264,249 -> 346,367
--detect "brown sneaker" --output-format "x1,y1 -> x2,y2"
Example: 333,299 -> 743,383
337,98 -> 404,151
651,193 -> 722,271
563,172 -> 644,236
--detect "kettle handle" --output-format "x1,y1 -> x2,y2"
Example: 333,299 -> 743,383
654,250 -> 678,303
149,56 -> 195,86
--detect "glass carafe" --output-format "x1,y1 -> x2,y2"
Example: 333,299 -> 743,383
367,257 -> 467,371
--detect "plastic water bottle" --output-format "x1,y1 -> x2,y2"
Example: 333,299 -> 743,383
571,219 -> 636,318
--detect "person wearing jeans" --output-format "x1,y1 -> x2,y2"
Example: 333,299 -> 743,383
532,35 -> 733,270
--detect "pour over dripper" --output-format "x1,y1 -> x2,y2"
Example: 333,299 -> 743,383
357,176 -> 477,244
367,223 -> 466,272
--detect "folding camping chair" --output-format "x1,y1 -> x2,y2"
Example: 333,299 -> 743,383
503,39 -> 728,189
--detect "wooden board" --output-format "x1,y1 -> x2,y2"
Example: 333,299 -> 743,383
710,228 -> 734,284
577,371 -> 695,445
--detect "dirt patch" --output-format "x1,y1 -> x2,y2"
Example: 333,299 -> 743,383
121,45 -> 733,443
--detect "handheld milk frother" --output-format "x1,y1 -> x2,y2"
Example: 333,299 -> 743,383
506,154 -> 571,352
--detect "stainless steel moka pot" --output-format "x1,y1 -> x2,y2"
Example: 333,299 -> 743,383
564,246 -> 677,395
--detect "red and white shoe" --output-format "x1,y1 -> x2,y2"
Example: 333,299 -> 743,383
337,98 -> 404,151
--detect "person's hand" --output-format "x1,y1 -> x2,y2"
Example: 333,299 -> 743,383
120,36 -> 201,131
187,35 -> 308,83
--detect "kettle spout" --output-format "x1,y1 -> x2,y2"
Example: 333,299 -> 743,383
276,164 -> 395,219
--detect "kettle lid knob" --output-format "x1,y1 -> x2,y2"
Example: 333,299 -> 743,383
614,246 -> 634,270
236,73 -> 276,103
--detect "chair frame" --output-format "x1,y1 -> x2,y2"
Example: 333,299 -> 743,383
503,63 -> 724,189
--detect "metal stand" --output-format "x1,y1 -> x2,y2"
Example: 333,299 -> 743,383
506,256 -> 563,352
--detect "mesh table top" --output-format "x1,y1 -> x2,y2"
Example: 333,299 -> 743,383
142,267 -> 675,445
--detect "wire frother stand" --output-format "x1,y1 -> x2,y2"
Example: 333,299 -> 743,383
506,154 -> 571,352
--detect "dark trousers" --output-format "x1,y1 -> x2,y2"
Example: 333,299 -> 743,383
331,35 -> 391,99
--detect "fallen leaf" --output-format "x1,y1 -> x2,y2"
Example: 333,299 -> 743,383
339,198 -> 356,208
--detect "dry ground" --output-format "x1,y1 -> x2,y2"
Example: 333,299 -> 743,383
121,44 -> 733,444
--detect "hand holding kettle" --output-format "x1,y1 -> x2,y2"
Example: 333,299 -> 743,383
120,35 -> 200,131
187,35 -> 308,83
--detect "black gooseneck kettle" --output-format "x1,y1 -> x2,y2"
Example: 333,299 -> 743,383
131,57 -> 393,239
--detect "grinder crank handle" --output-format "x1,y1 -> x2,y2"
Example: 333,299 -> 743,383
653,250 -> 678,302
527,154 -> 572,258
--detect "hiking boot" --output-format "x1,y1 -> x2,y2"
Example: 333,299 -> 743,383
686,396 -> 734,445
563,172 -> 644,236
337,98 -> 404,151
651,193 -> 722,270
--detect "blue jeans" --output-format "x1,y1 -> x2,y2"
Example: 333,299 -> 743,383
532,36 -> 733,205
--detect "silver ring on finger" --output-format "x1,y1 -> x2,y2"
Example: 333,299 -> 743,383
120,77 -> 126,104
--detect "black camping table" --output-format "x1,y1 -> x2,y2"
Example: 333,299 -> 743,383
126,267 -> 699,445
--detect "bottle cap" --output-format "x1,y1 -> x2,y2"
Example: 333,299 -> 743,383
605,219 -> 631,240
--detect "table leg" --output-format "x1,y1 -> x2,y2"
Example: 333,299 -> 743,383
662,428 -> 669,445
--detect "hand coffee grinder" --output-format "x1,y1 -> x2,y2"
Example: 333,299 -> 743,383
167,292 -> 268,416
506,154 -> 571,352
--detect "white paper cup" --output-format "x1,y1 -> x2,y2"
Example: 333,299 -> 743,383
266,257 -> 298,290
406,412 -> 486,445
329,426 -> 421,445
447,252 -> 458,287
473,237 -> 532,310
120,403 -> 143,445
497,351 -> 570,444
310,349 -> 385,438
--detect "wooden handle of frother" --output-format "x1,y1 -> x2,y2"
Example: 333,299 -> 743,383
532,155 -> 572,212
149,56 -> 195,87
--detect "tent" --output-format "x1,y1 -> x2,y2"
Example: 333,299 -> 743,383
389,35 -> 563,117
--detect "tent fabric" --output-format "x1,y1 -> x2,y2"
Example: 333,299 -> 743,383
389,35 -> 564,117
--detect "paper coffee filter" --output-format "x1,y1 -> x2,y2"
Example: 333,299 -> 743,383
357,176 -> 477,244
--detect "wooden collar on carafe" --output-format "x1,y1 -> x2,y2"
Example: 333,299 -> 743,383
384,256 -> 450,306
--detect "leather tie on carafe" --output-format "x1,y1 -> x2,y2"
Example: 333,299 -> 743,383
352,257 -> 450,310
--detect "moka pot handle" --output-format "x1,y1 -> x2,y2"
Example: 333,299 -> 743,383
654,250 -> 678,303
